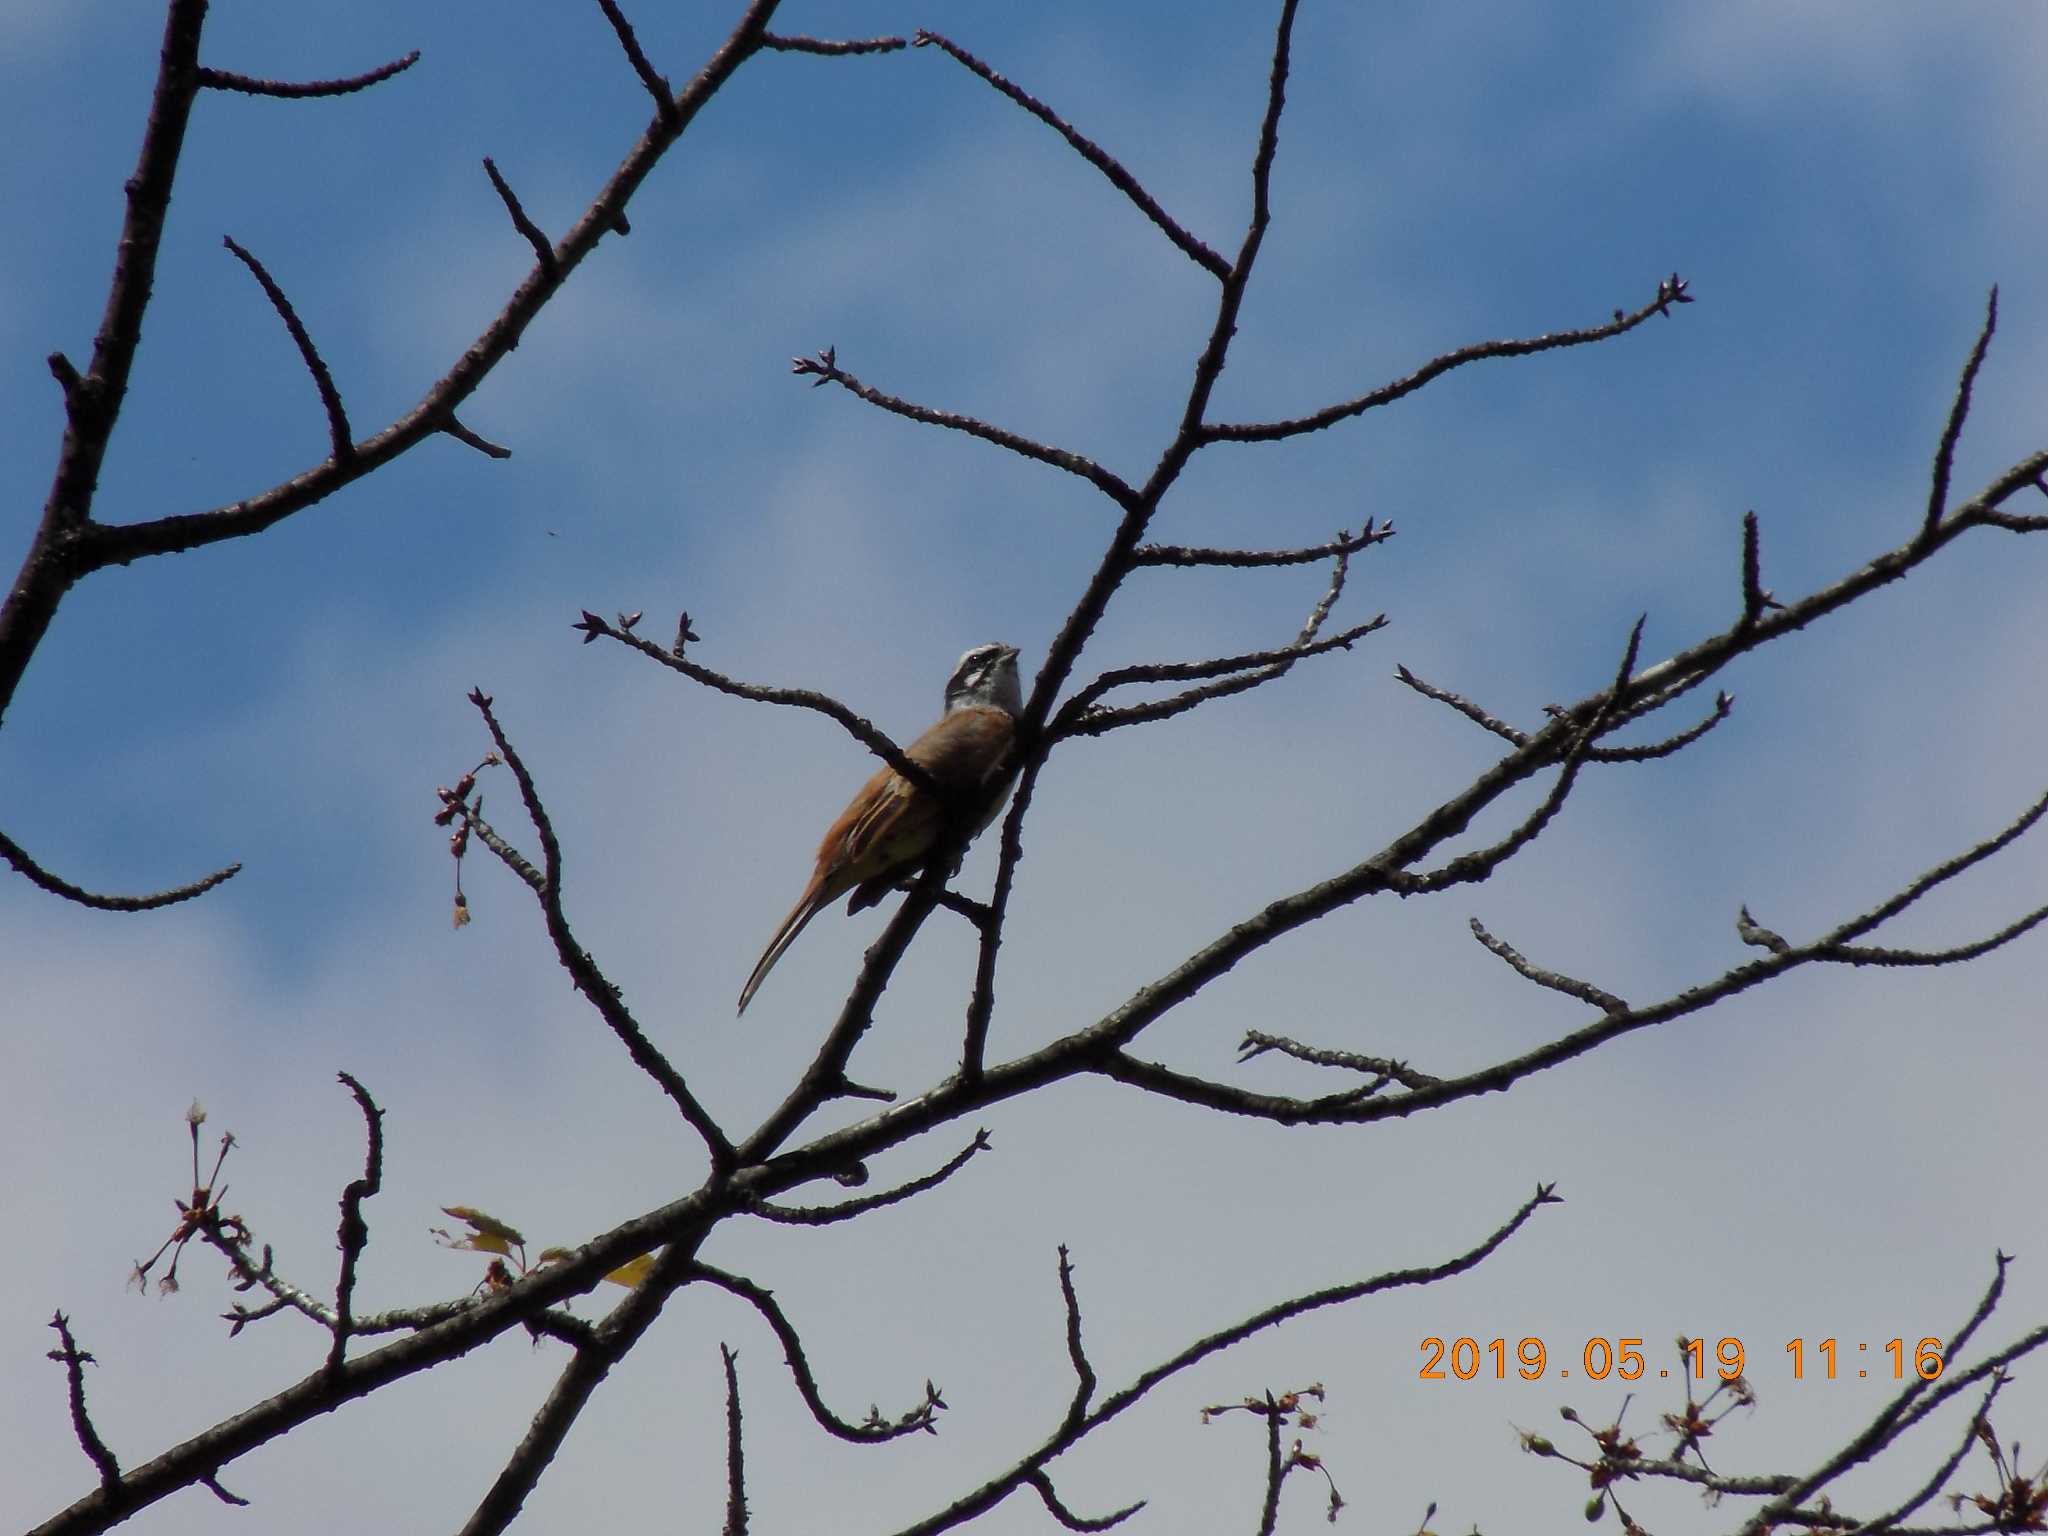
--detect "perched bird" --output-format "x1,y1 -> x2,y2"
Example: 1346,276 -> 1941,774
737,643 -> 1024,1015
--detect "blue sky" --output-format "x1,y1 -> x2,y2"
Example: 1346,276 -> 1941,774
5,3 -> 2047,1532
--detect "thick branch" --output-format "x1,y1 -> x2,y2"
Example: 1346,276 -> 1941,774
1,0 -> 795,731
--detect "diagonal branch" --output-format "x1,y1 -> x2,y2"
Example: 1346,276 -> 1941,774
579,613 -> 941,796
911,31 -> 1229,280
751,1131 -> 992,1225
1923,286 -> 1998,542
1470,917 -> 1628,1016
1203,282 -> 1687,445
790,346 -> 1138,505
880,1186 -> 1554,1536
1055,548 -> 1377,739
468,690 -> 734,1168
1407,619 -> 1642,895
593,0 -> 675,114
1095,774 -> 2048,1129
1825,784 -> 2048,949
221,237 -> 353,461
482,157 -> 558,276
1,0 -> 803,734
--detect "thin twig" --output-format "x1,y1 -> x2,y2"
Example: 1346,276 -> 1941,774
1237,1032 -> 1441,1089
1020,1470 -> 1142,1532
912,31 -> 1229,280
1203,286 -> 1684,444
1133,522 -> 1393,568
791,347 -> 1138,505
482,157 -> 558,275
592,0 -> 674,114
469,690 -> 734,1168
877,1187 -> 1553,1536
47,1314 -> 120,1492
1470,918 -> 1628,1015
1056,1246 -> 1096,1432
326,1073 -> 384,1377
1410,618 -> 1643,894
197,52 -> 419,98
721,1345 -> 747,1536
578,614 -> 942,796
693,1264 -> 945,1441
1923,287 -> 1999,542
751,1131 -> 991,1224
221,237 -> 352,461
0,828 -> 240,911
1056,551 -> 1375,737
762,33 -> 908,56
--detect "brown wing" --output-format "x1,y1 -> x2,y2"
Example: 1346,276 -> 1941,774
837,705 -> 1016,912
741,707 -> 1016,1013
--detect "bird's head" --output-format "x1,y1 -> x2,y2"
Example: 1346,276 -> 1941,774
945,642 -> 1023,716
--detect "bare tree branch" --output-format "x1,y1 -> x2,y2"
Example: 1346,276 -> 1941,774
1470,917 -> 1628,1016
791,346 -> 1138,505
692,1264 -> 945,1442
1056,547 -> 1378,739
880,1186 -> 1553,1536
46,1315 -> 120,1493
0,0 -> 819,735
577,613 -> 942,797
1237,1032 -> 1442,1090
592,0 -> 675,114
1020,1469 -> 1142,1532
1923,286 -> 1998,542
762,33 -> 909,57
325,1074 -> 384,1377
482,156 -> 558,276
1133,521 -> 1394,568
468,690 -> 734,1167
911,30 -> 1230,280
721,1345 -> 747,1536
221,236 -> 353,462
751,1131 -> 992,1225
1200,280 -> 1687,445
0,827 -> 240,910
197,51 -> 419,98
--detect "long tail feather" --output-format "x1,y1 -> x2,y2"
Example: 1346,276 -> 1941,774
737,879 -> 827,1016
